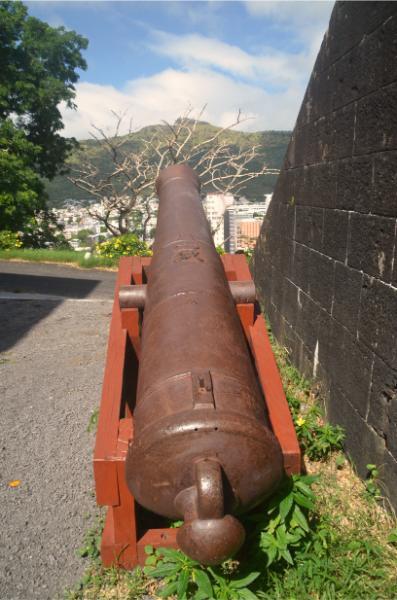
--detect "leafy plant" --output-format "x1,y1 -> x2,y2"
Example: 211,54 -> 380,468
207,568 -> 260,600
0,1 -> 87,232
272,343 -> 345,461
144,546 -> 261,599
77,520 -> 103,560
388,528 -> 397,546
247,474 -> 317,567
95,233 -> 152,258
294,411 -> 345,461
364,463 -> 382,500
86,408 -> 99,433
0,230 -> 22,250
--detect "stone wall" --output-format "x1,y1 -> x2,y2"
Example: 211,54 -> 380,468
253,1 -> 397,505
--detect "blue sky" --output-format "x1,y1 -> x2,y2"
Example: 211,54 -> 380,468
27,1 -> 334,138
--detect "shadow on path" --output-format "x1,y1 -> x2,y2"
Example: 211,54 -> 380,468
0,272 -> 102,352
0,272 -> 101,298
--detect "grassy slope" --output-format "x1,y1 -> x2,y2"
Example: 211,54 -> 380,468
0,249 -> 118,269
45,122 -> 291,207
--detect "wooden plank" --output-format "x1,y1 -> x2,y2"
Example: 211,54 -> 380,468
237,303 -> 255,339
137,529 -> 179,565
249,315 -> 301,475
121,307 -> 141,358
220,254 -> 237,281
231,253 -> 252,281
94,256 -> 134,506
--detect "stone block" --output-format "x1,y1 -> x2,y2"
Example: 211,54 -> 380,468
297,342 -> 315,381
308,250 -> 335,313
379,450 -> 397,509
295,290 -> 320,355
315,115 -> 336,162
289,242 -> 312,293
270,266 -> 284,308
266,301 -> 282,341
281,278 -> 298,328
280,316 -> 301,363
309,64 -> 336,121
332,262 -> 363,334
273,169 -> 295,203
316,308 -> 332,383
326,384 -> 386,477
322,209 -> 349,262
295,206 -> 324,251
358,276 -> 397,369
336,156 -> 373,212
367,356 -> 397,456
329,104 -> 355,160
299,162 -> 337,209
324,2 -> 397,69
355,82 -> 397,155
277,202 -> 295,241
348,213 -> 395,281
327,320 -> 373,418
361,14 -> 397,94
372,152 -> 397,217
293,123 -> 315,167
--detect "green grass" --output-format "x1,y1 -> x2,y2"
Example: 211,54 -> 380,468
0,248 -> 118,269
66,328 -> 397,600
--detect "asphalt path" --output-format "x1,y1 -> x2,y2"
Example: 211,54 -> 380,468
0,261 -> 116,599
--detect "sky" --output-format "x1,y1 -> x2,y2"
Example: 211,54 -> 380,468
26,1 -> 334,139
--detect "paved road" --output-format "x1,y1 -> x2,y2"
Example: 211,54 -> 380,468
0,261 -> 116,599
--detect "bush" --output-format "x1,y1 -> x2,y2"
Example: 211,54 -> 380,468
0,230 -> 22,250
95,233 -> 152,258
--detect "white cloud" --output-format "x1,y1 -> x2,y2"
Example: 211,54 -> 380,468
60,3 -> 335,140
245,1 -> 333,59
61,68 -> 303,139
148,31 -> 311,87
245,1 -> 333,30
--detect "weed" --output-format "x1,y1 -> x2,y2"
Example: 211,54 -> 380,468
271,340 -> 345,461
144,546 -> 261,599
364,463 -> 382,500
77,519 -> 103,560
246,474 -> 317,567
86,408 -> 99,433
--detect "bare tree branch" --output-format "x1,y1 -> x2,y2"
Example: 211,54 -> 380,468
68,107 -> 279,237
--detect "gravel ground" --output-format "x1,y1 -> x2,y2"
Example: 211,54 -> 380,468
0,263 -> 116,599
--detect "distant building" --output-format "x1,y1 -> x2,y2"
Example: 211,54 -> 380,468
224,197 -> 272,253
202,193 -> 234,248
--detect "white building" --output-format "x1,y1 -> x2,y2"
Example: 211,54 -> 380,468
224,198 -> 272,253
202,193 -> 235,248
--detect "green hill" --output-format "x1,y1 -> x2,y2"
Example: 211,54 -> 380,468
45,122 -> 291,207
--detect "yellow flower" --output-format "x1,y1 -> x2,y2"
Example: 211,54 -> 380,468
9,480 -> 21,488
296,416 -> 305,427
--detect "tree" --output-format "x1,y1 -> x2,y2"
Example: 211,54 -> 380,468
0,0 -> 88,233
68,107 -> 280,237
76,228 -> 94,246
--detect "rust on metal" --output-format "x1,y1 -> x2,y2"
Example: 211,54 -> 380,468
125,164 -> 283,565
119,284 -> 147,309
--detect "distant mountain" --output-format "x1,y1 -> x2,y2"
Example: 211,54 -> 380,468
45,122 -> 291,208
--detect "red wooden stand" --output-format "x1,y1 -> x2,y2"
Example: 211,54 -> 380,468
93,255 -> 300,569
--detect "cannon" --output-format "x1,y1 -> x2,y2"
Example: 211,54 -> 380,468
123,164 -> 284,565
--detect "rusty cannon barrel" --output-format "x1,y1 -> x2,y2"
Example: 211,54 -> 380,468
125,164 -> 283,565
